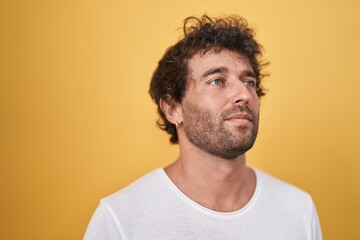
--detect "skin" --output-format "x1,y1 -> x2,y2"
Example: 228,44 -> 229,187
160,49 -> 259,212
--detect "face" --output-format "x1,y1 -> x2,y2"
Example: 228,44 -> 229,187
179,49 -> 259,159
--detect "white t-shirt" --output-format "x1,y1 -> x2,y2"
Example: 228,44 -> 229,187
84,168 -> 322,240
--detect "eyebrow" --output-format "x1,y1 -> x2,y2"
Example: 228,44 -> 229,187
201,67 -> 258,80
201,67 -> 228,79
242,70 -> 258,79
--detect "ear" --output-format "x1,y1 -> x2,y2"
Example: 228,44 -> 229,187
159,95 -> 183,125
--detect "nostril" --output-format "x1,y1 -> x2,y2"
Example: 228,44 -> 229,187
235,98 -> 247,102
234,96 -> 250,105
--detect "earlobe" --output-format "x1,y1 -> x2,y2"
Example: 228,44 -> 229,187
174,111 -> 183,127
159,97 -> 183,125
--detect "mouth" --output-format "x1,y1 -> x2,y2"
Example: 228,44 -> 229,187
224,113 -> 252,123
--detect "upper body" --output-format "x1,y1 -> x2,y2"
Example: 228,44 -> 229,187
84,15 -> 322,239
84,168 -> 322,240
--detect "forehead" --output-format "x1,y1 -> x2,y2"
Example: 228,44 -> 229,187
187,49 -> 253,79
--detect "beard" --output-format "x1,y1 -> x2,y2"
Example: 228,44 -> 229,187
182,102 -> 259,160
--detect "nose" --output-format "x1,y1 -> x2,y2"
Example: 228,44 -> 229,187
230,80 -> 253,105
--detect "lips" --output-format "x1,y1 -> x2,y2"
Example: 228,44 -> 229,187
225,112 -> 252,122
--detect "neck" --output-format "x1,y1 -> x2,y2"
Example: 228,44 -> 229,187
164,142 -> 256,212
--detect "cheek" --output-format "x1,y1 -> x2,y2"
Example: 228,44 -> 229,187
188,92 -> 226,112
250,97 -> 260,114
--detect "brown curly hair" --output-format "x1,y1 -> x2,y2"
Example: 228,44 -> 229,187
149,15 -> 268,144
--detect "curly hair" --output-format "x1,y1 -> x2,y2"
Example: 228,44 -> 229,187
149,15 -> 268,144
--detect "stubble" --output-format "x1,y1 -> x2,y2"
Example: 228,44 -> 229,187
182,103 -> 259,159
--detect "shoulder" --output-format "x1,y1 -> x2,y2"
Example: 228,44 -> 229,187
255,168 -> 312,197
102,168 -> 166,207
254,168 -> 315,210
83,201 -> 124,240
84,169 -> 169,239
251,169 -> 322,239
99,168 -> 179,222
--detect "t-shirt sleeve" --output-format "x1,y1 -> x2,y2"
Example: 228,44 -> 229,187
83,202 -> 124,240
311,202 -> 323,240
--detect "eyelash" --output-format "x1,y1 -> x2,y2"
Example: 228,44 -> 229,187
243,80 -> 256,87
209,79 -> 224,86
209,79 -> 256,88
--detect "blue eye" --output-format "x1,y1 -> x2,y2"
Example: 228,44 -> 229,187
210,79 -> 223,85
244,80 -> 256,87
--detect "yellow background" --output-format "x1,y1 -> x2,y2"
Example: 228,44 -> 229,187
1,0 -> 359,239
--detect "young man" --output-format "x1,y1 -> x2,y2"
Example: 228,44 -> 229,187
84,15 -> 322,239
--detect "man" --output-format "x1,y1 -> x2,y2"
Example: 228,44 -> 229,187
84,15 -> 322,239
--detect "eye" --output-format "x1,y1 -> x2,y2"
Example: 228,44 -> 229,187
243,80 -> 256,87
210,79 -> 223,86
